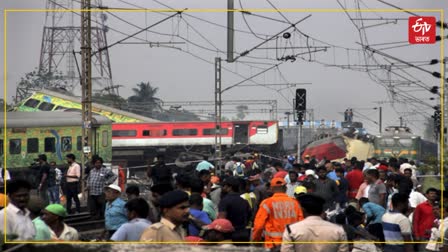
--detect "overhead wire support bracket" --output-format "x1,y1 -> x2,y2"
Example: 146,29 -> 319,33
231,14 -> 312,62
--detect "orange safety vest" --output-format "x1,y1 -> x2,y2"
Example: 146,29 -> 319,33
252,192 -> 304,248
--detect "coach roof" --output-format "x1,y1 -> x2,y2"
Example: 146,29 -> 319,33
0,111 -> 111,128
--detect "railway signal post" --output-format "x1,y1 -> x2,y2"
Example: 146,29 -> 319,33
295,89 -> 306,161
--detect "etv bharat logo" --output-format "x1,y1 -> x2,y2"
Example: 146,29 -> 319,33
408,16 -> 436,44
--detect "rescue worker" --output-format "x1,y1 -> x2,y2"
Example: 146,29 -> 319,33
252,178 -> 304,249
140,190 -> 189,241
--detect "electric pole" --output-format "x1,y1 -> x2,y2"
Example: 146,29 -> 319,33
80,0 -> 92,196
214,57 -> 222,175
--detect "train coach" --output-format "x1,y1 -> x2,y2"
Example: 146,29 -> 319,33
1,111 -> 112,186
111,120 -> 279,165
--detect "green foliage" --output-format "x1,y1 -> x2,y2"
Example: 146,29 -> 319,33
127,82 -> 162,117
92,92 -> 127,109
16,69 -> 72,100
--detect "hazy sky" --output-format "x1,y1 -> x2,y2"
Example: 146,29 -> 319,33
1,0 -> 447,137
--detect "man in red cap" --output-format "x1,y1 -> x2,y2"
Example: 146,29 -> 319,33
252,177 -> 304,249
203,218 -> 235,248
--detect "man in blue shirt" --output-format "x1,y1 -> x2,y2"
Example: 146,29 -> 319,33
188,193 -> 211,236
359,197 -> 386,242
196,157 -> 214,172
325,161 -> 338,181
110,198 -> 152,241
104,184 -> 127,239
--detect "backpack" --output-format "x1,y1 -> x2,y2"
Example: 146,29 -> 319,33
236,163 -> 244,176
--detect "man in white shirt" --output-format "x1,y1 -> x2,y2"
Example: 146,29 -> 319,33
0,179 -> 36,240
65,153 -> 81,214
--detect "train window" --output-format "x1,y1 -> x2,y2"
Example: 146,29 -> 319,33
23,98 -> 40,108
38,102 -> 55,111
203,128 -> 229,135
102,130 -> 108,147
9,139 -> 21,154
172,129 -> 198,136
77,136 -> 82,151
27,138 -> 39,153
142,129 -> 167,137
61,137 -> 72,152
112,130 -> 137,137
54,106 -> 67,111
44,137 -> 56,153
256,126 -> 268,134
0,140 -> 3,155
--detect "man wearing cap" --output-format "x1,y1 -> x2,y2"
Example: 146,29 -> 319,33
293,186 -> 307,200
281,194 -> 348,252
140,190 -> 190,241
28,196 -> 52,240
41,204 -> 79,240
104,184 -> 127,238
203,218 -> 235,248
252,177 -> 304,249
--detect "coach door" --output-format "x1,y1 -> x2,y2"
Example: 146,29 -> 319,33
233,123 -> 249,144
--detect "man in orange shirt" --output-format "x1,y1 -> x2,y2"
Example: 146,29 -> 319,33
252,178 -> 304,249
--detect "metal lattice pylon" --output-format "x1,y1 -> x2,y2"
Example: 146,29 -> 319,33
36,0 -> 114,96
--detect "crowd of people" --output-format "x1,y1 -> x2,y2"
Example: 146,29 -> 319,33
0,152 -> 446,252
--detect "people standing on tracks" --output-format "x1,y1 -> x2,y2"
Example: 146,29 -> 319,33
280,194 -> 348,252
28,196 -> 52,240
41,204 -> 79,241
218,177 -> 251,244
49,161 -> 62,204
314,167 -> 339,211
104,184 -> 127,239
148,154 -> 172,186
46,161 -> 59,204
140,190 -> 189,242
110,198 -> 151,241
382,193 -> 414,252
196,156 -> 215,173
86,156 -> 117,219
0,179 -> 36,240
252,177 -> 304,250
65,153 -> 81,214
413,188 -> 438,245
37,154 -> 51,205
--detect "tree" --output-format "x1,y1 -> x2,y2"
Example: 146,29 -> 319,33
92,92 -> 127,109
423,116 -> 436,142
16,68 -> 72,101
235,105 -> 249,120
127,82 -> 162,117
